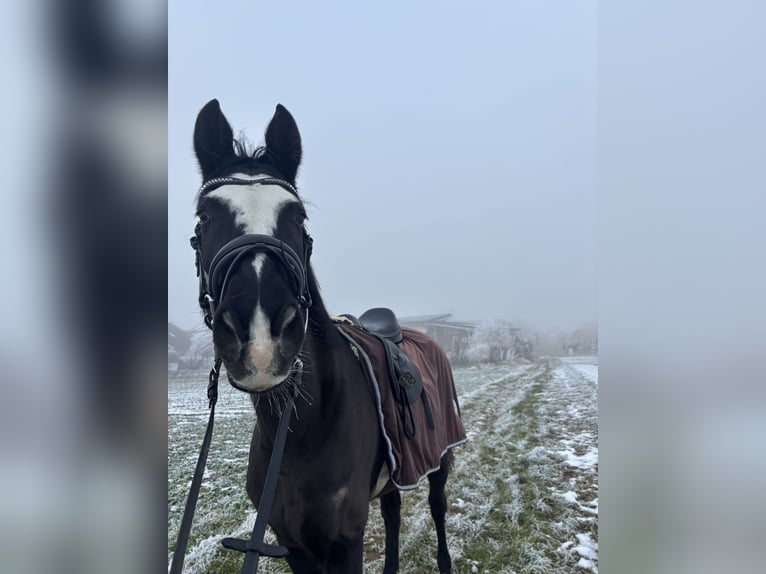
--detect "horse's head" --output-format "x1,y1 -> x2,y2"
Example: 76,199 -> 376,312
191,100 -> 312,393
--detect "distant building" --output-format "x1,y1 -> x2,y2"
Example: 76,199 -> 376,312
399,314 -> 477,358
168,348 -> 179,372
564,323 -> 598,355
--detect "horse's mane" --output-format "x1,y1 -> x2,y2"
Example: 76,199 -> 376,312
201,136 -> 280,181
233,135 -> 265,159
198,138 -> 279,185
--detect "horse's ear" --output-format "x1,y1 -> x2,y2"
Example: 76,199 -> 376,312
194,99 -> 235,180
264,104 -> 302,184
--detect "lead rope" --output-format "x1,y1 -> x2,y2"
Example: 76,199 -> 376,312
169,359 -> 303,574
221,359 -> 303,574
219,313 -> 310,573
170,356 -> 222,574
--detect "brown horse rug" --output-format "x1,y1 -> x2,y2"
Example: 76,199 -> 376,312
336,322 -> 467,490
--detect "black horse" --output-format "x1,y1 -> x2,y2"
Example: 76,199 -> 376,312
191,99 -> 455,573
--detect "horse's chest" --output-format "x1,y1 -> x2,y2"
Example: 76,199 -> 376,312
269,477 -> 354,547
248,451 -> 356,545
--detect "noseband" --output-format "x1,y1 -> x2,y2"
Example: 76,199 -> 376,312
190,177 -> 314,329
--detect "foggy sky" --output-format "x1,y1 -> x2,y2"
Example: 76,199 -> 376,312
169,1 -> 597,332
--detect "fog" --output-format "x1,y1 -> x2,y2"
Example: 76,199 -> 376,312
168,1 -> 597,334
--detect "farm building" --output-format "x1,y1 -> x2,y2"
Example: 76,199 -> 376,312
563,323 -> 598,354
399,314 -> 478,358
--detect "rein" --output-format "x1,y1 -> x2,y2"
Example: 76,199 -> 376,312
171,176 -> 313,574
169,358 -> 221,574
170,362 -> 303,574
221,361 -> 303,570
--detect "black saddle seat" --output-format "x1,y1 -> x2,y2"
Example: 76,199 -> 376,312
359,307 -> 402,343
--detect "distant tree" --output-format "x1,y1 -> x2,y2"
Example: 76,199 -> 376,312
184,329 -> 215,369
465,320 -> 518,363
168,322 -> 192,356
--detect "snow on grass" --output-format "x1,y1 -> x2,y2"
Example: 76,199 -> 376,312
560,356 -> 598,385
168,358 -> 598,573
573,533 -> 598,560
560,491 -> 579,504
570,533 -> 599,573
560,445 -> 599,470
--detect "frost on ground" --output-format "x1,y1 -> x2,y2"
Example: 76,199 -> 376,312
168,356 -> 598,573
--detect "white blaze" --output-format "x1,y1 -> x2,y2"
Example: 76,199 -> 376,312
248,305 -> 274,371
206,174 -> 299,276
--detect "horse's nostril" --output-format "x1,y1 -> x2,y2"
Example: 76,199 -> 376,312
222,311 -> 237,333
220,310 -> 248,343
280,306 -> 298,332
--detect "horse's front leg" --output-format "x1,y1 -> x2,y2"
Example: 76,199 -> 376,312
380,490 -> 401,573
284,546 -> 322,574
325,535 -> 364,573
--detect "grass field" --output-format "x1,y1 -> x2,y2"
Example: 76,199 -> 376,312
168,356 -> 598,573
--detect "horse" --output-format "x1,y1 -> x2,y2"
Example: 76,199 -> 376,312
190,99 -> 457,573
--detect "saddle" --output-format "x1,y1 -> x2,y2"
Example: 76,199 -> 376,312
333,313 -> 468,487
358,308 -> 435,438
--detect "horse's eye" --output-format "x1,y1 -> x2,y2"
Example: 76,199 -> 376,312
294,216 -> 304,228
198,213 -> 210,225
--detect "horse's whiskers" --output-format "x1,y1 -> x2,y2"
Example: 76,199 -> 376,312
297,385 -> 313,406
297,351 -> 314,369
267,393 -> 278,416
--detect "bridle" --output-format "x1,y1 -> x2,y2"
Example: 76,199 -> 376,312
190,176 -> 314,330
172,176 -> 314,574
